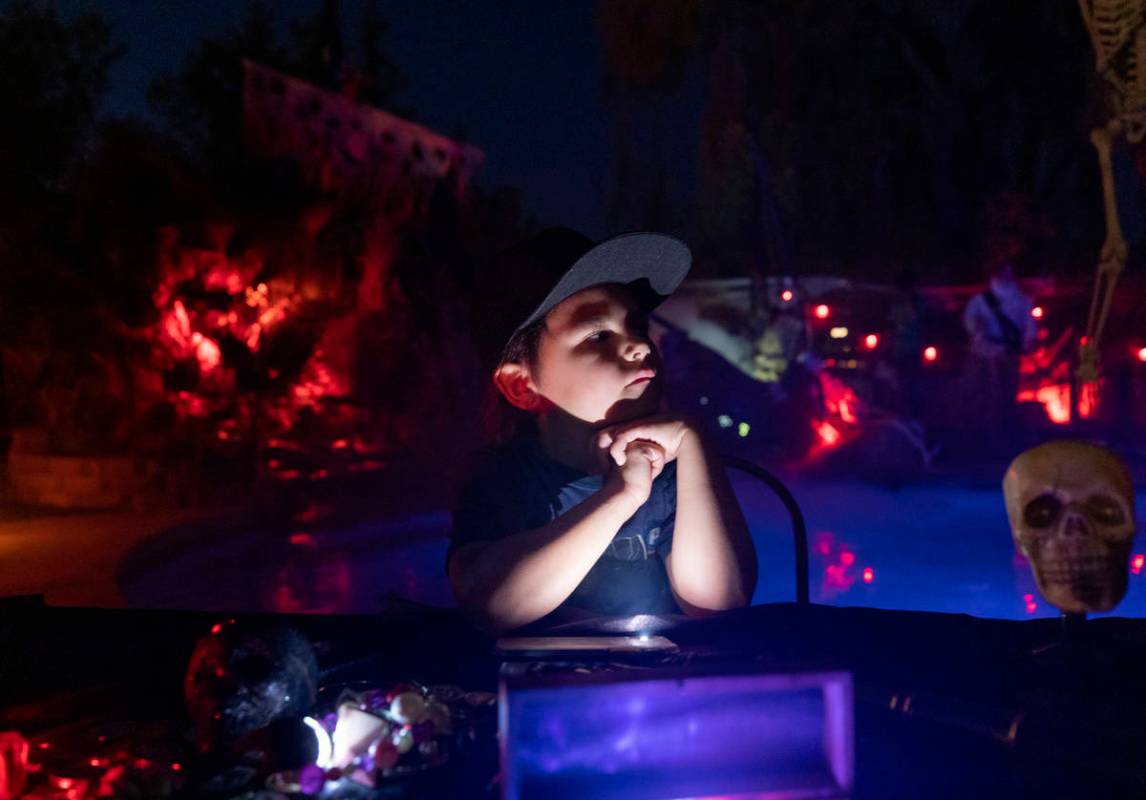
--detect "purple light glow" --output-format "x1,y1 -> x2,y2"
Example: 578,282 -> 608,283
500,670 -> 853,800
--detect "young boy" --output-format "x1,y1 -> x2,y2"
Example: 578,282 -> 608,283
448,228 -> 757,633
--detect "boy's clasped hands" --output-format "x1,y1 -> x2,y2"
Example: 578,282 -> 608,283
598,415 -> 695,505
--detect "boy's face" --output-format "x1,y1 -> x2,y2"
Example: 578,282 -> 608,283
530,284 -> 662,425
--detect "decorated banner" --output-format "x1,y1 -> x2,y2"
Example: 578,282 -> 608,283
242,60 -> 484,200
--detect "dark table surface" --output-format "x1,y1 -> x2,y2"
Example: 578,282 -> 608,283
3,599 -> 1146,799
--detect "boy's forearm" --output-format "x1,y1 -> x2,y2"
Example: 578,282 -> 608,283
668,431 -> 757,612
452,486 -> 642,633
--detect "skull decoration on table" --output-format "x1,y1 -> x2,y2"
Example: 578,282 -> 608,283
184,620 -> 318,753
1003,440 -> 1137,614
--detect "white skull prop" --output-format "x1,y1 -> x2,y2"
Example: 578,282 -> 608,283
1003,441 -> 1136,614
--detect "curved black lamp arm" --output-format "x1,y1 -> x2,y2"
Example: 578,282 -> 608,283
721,455 -> 810,605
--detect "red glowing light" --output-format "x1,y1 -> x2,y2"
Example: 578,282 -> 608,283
245,323 -> 263,350
1017,384 -> 1071,425
1023,593 -> 1037,614
37,742 -> 50,750
814,304 -> 830,320
863,334 -> 878,350
204,265 -> 245,294
171,763 -> 182,772
1137,346 -> 1146,363
210,622 -> 222,634
812,531 -> 869,599
922,346 -> 938,363
289,532 -> 316,546
781,289 -> 794,302
823,564 -> 852,593
838,398 -> 857,424
195,335 -> 222,373
164,300 -> 192,345
1133,554 -> 1145,575
0,732 -> 31,796
819,371 -> 860,424
356,459 -> 386,471
815,420 -> 841,447
295,502 -> 330,524
1031,306 -> 1044,319
1078,381 -> 1098,419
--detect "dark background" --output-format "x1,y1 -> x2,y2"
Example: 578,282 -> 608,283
1,0 -> 1141,476
26,0 -> 1145,280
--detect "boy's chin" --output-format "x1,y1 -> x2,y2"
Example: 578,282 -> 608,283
599,395 -> 661,427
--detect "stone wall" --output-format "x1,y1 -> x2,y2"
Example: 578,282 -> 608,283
6,429 -> 159,510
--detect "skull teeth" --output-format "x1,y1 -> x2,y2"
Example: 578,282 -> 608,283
1040,568 -> 1114,583
1037,552 -> 1120,583
1041,573 -> 1109,585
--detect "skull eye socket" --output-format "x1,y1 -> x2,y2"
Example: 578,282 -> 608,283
1024,493 -> 1063,528
1086,494 -> 1126,526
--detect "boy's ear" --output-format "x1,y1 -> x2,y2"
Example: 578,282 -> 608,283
493,362 -> 542,411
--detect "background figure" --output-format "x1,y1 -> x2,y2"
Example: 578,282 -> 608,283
959,261 -> 1036,446
888,269 -> 926,420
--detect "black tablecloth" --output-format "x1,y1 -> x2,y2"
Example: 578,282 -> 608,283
3,599 -> 1146,798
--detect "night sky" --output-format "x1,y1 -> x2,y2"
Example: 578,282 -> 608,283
56,1 -> 610,237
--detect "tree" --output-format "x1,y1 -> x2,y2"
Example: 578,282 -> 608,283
65,118 -> 211,323
356,3 -> 407,111
147,1 -> 286,178
0,1 -> 123,334
0,1 -> 123,207
149,0 -> 408,182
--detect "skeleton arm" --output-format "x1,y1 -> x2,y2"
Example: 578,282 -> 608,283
1075,0 -> 1146,382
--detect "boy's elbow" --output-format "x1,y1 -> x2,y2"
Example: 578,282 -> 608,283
448,548 -> 497,632
448,545 -> 549,634
462,599 -> 538,636
478,582 -> 551,633
674,558 -> 756,613
459,603 -> 515,636
716,582 -> 754,611
672,581 -> 753,616
449,574 -> 533,635
449,573 -> 505,634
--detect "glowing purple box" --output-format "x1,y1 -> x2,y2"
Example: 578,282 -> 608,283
499,667 -> 853,800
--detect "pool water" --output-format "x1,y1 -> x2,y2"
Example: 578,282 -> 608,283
754,478 -> 1146,620
120,476 -> 1146,621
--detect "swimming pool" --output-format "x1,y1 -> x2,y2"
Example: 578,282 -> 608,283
751,477 -> 1146,620
118,471 -> 1146,621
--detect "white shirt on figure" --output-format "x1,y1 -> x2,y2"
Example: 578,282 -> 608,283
963,276 -> 1036,358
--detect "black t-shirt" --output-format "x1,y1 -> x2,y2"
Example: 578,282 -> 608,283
449,434 -> 680,625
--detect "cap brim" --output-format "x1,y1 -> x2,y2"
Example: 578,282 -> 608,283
515,232 -> 691,335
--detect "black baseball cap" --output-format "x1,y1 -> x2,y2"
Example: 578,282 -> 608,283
475,227 -> 691,371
